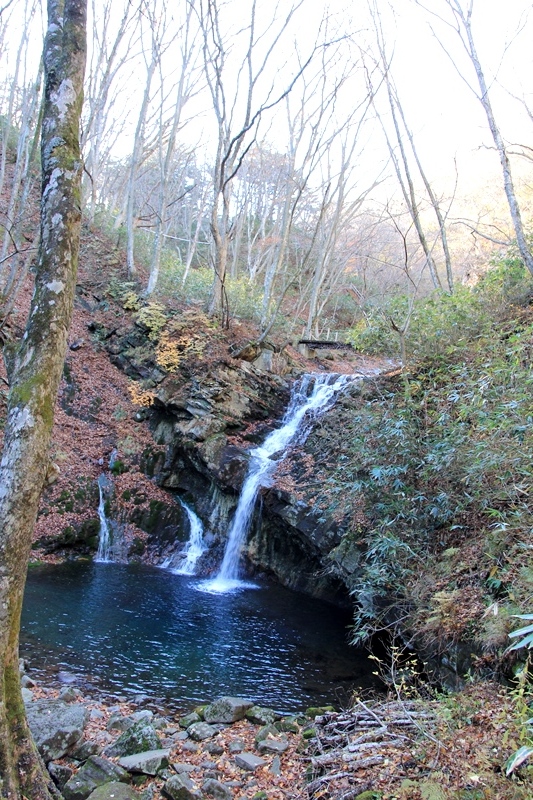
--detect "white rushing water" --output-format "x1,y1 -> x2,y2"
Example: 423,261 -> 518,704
161,499 -> 206,575
95,475 -> 112,563
201,373 -> 354,593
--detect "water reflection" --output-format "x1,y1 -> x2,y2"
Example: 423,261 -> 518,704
21,562 -> 377,711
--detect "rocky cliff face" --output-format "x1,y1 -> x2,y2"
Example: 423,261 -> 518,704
124,339 -> 371,606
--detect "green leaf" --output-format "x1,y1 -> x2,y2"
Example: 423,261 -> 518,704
505,745 -> 533,775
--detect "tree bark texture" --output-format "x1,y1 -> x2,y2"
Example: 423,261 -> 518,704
0,1 -> 86,797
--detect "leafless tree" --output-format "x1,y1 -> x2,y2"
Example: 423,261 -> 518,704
146,0 -> 202,295
414,0 -> 533,276
198,0 -> 322,323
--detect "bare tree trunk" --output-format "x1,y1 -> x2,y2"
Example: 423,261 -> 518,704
451,0 -> 533,276
0,2 -> 86,797
416,0 -> 533,276
392,91 -> 455,293
126,53 -> 156,278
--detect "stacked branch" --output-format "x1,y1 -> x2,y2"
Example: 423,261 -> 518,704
302,699 -> 437,800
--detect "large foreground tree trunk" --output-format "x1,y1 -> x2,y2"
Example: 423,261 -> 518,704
0,1 -> 86,797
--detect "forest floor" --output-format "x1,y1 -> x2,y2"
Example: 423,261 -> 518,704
27,670 -> 533,800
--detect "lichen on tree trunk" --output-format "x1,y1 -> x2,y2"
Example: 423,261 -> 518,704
0,1 -> 87,797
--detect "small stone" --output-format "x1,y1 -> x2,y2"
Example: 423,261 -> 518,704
179,712 -> 200,729
132,695 -> 151,706
181,742 -> 199,753
162,773 -> 202,800
160,738 -> 175,749
118,749 -> 170,775
130,711 -> 154,724
228,739 -> 245,754
22,687 -> 34,703
107,714 -> 134,733
21,674 -> 36,688
257,738 -> 289,755
90,709 -> 105,721
204,742 -> 224,756
245,706 -> 277,726
58,671 -> 79,684
187,722 -> 218,742
254,725 -> 279,744
175,732 -> 189,741
202,778 -> 233,800
172,763 -> 197,775
86,782 -> 140,800
270,756 -> 281,776
203,697 -> 253,724
234,753 -> 266,772
276,718 -> 299,734
48,762 -> 73,790
69,739 -> 101,761
304,706 -> 335,719
140,784 -> 157,800
59,687 -> 81,703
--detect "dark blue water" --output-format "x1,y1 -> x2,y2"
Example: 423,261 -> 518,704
21,562 -> 376,712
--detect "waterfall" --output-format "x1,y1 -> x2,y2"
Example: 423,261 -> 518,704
95,475 -> 112,563
202,373 -> 354,593
160,499 -> 206,575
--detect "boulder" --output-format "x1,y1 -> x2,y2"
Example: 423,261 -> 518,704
187,722 -> 218,742
178,712 -> 201,729
103,720 -> 162,758
118,749 -> 170,775
25,699 -> 88,761
62,756 -> 129,800
245,706 -> 277,726
203,697 -> 253,724
162,774 -> 202,800
86,782 -> 140,800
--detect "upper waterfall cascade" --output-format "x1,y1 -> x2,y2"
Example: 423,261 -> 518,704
201,372 -> 356,593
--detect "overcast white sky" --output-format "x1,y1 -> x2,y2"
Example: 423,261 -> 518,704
4,0 -> 533,208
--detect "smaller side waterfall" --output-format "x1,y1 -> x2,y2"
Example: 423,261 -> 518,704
160,499 -> 206,575
201,372 -> 354,593
95,475 -> 112,563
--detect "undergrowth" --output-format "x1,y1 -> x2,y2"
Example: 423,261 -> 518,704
300,257 -> 533,674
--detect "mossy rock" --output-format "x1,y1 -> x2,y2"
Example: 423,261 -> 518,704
304,706 -> 335,719
128,537 -> 145,557
111,459 -> 127,475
